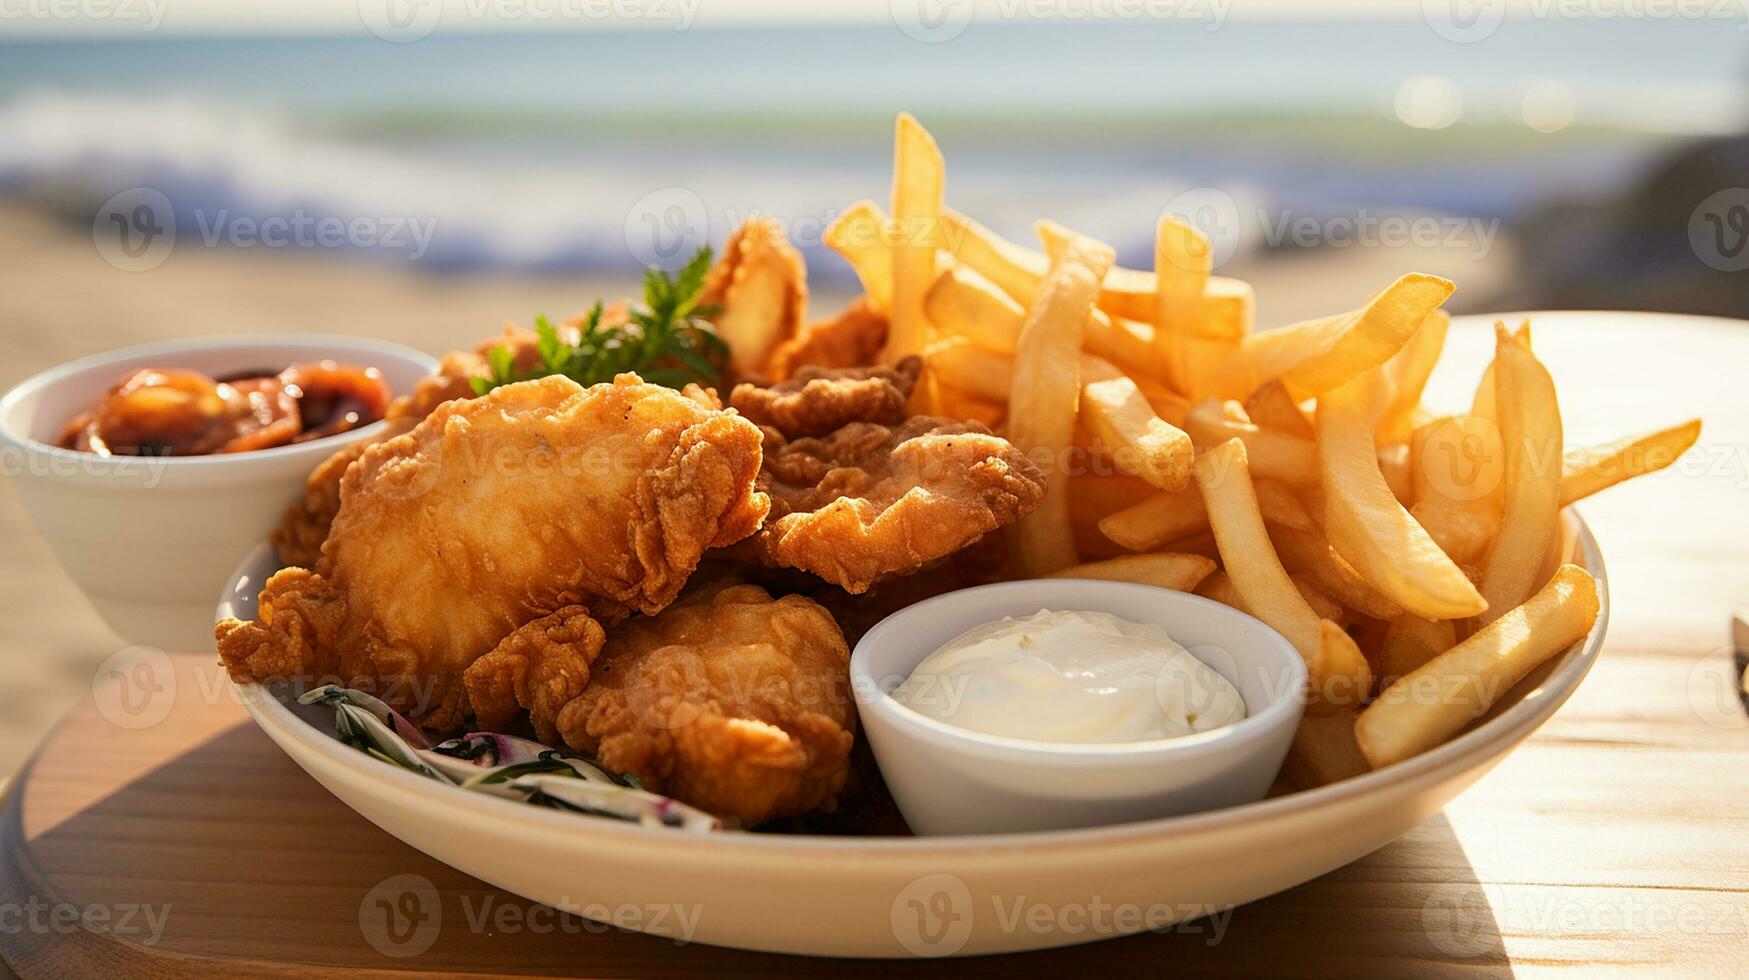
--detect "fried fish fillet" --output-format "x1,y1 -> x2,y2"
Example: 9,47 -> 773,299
555,583 -> 855,825
729,356 -> 920,440
273,318 -> 623,568
746,416 -> 1046,593
221,374 -> 771,732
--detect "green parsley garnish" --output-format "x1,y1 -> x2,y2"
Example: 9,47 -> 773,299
471,247 -> 728,396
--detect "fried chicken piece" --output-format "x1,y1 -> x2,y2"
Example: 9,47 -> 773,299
271,416 -> 419,568
763,296 -> 888,380
463,605 -> 604,744
555,583 -> 855,826
729,357 -> 921,440
278,317 -> 627,567
220,374 -> 771,732
746,416 -> 1046,593
703,218 -> 808,380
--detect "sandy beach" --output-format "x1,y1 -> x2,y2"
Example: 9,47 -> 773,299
0,199 -> 1516,780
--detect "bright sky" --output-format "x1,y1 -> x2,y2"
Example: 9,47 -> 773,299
0,0 -> 1529,38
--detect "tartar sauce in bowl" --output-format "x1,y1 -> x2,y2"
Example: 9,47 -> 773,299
891,609 -> 1246,744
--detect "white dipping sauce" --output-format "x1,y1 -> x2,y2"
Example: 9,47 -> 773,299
892,609 -> 1247,744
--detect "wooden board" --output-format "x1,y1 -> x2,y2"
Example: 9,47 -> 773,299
2,313 -> 1747,975
2,643 -> 1745,978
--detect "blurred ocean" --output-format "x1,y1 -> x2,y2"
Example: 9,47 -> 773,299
1,19 -> 1742,279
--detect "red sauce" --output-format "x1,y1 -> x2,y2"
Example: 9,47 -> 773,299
58,361 -> 391,457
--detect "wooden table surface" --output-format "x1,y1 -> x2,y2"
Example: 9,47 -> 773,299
1,313 -> 1746,977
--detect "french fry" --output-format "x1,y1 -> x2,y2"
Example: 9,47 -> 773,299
1560,419 -> 1701,506
824,201 -> 894,313
1409,497 -> 1500,564
1202,569 -> 1346,627
1154,216 -> 1211,396
923,234 -> 1161,380
1254,477 -> 1315,531
1242,273 -> 1454,396
1009,237 -> 1114,576
1080,359 -> 1194,491
924,263 -> 1026,354
1411,415 -> 1505,506
933,381 -> 1005,430
1317,370 -> 1487,620
1284,711 -> 1371,788
1069,473 -> 1160,523
927,337 -> 1177,421
1196,438 -> 1371,712
1290,574 -> 1349,626
1377,309 -> 1450,444
885,113 -> 944,365
1374,613 -> 1458,689
1101,274 -> 1254,342
1183,399 -> 1319,486
1269,523 -> 1405,621
937,208 -> 1049,307
947,209 -> 1240,330
1045,553 -> 1217,592
1476,326 -> 1563,626
925,336 -> 1010,403
1160,528 -> 1221,562
1377,442 -> 1413,505
1408,413 -> 1505,564
1194,567 -> 1243,607
1099,484 -> 1206,551
1356,564 -> 1600,768
1243,380 -> 1314,439
1469,318 -> 1532,424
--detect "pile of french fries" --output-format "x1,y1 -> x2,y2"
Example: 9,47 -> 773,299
827,114 -> 1702,784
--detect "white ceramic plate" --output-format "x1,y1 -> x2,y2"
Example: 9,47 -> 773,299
219,511 -> 1606,958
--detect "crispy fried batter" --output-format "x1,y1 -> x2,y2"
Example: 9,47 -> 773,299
729,357 -> 921,440
703,218 -> 808,379
746,416 -> 1046,593
272,417 -> 419,569
555,583 -> 854,826
763,296 -> 888,380
281,319 -> 624,568
221,374 -> 771,732
463,605 -> 604,744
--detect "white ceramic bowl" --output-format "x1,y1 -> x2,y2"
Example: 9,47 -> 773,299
1,335 -> 437,652
851,580 -> 1307,835
218,512 -> 1606,957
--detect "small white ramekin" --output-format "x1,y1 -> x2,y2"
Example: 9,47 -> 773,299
851,579 -> 1307,836
0,334 -> 437,652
